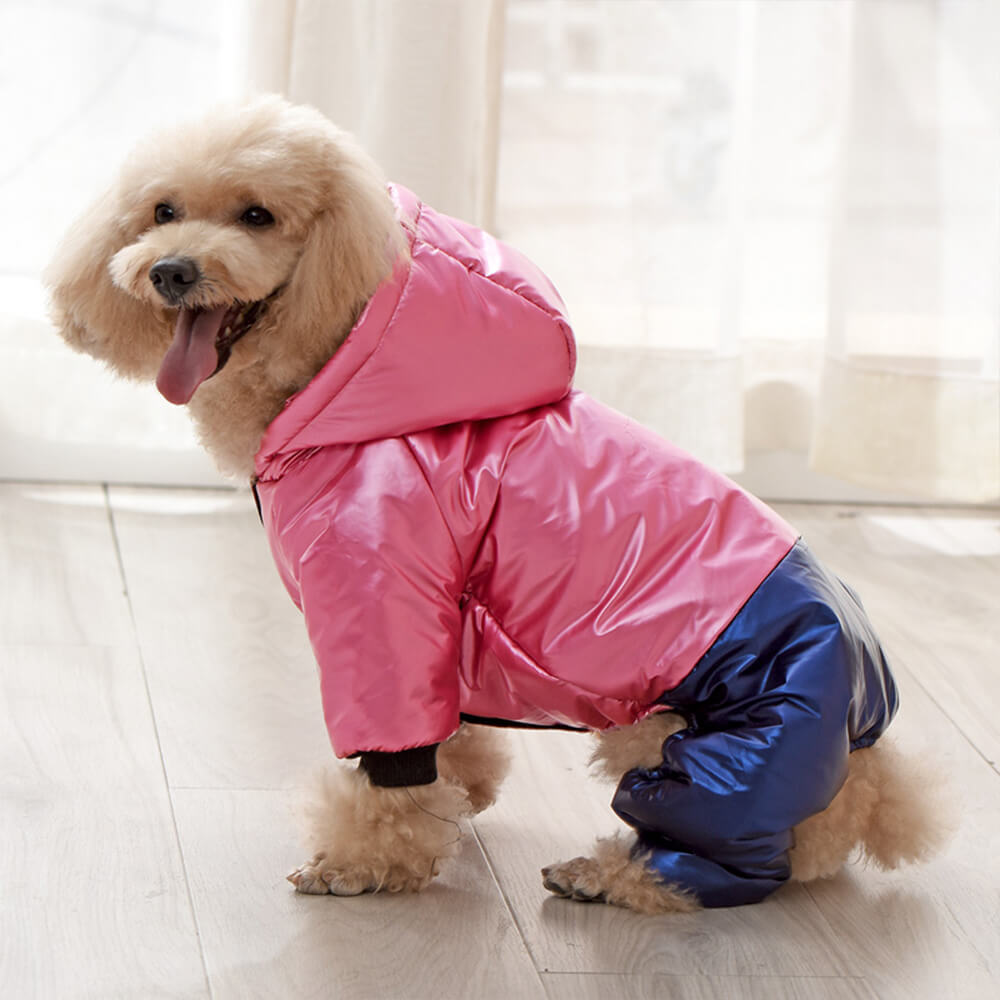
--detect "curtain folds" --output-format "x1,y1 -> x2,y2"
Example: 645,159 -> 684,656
3,0 -> 997,501
813,0 -> 1000,502
495,0 -> 998,502
236,0 -> 506,228
813,359 -> 999,503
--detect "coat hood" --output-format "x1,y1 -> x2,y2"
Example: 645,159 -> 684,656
256,185 -> 576,472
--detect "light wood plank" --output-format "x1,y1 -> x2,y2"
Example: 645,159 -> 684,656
797,682 -> 1000,1000
776,504 -> 1000,769
0,484 -> 207,997
0,484 -> 133,645
772,505 -> 1000,1000
172,789 -> 545,1000
1,644 -> 209,1000
91,488 -> 1000,997
471,730 -> 856,978
541,972 -> 877,1000
108,487 -> 332,789
474,508 -> 1000,989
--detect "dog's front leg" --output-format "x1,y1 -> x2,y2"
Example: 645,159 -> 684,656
288,766 -> 471,896
436,723 -> 512,814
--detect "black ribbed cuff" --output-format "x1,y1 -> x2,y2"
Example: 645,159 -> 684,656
358,744 -> 439,787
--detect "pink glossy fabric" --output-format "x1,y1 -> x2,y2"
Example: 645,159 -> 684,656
254,186 -> 798,758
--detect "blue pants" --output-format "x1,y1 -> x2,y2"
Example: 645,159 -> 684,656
612,540 -> 898,907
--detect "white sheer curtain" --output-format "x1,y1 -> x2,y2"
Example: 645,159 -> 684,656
0,0 -> 238,485
235,0 -> 506,229
3,0 -> 998,502
497,0 -> 999,503
813,0 -> 1000,502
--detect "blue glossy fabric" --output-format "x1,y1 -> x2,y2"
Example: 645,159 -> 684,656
612,540 -> 898,908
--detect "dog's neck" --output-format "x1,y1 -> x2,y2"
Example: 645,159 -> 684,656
187,307 -> 360,480
188,370 -> 296,481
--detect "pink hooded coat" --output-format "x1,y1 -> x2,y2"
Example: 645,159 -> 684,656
253,185 -> 798,759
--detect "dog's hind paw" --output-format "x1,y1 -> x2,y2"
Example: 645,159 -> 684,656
542,835 -> 698,915
542,857 -> 607,903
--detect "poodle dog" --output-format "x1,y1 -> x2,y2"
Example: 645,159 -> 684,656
45,97 -> 946,914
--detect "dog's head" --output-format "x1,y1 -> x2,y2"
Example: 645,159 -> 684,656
45,96 -> 404,405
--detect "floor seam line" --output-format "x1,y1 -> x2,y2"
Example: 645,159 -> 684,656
104,483 -> 216,1000
469,820 -> 548,990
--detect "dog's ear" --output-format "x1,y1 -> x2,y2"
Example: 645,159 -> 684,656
280,202 -> 360,341
269,143 -> 407,380
44,185 -> 167,381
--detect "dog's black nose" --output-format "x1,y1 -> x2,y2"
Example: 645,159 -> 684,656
149,256 -> 201,303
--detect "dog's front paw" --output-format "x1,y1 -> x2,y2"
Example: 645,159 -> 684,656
287,855 -> 373,896
287,850 -> 439,896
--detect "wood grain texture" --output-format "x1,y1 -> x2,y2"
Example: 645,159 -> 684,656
471,730 -> 857,979
775,505 -> 1000,1000
540,972 -> 878,1000
171,789 -> 545,1000
7,487 -> 998,999
777,504 -> 1000,769
0,484 -> 133,646
0,481 -> 208,998
798,673 -> 1000,1000
2,647 -> 209,999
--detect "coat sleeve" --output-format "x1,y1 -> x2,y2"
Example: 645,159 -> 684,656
263,440 -> 466,759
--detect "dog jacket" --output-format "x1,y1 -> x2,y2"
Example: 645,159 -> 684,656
253,185 -> 898,906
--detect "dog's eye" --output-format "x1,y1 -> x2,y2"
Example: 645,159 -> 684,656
154,203 -> 176,225
240,206 -> 275,227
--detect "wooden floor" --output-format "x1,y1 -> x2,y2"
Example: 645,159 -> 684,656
2,483 -> 998,1000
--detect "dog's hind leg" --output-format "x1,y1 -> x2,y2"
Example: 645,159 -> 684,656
789,740 -> 951,882
437,723 -> 512,814
542,713 -> 698,914
855,740 -> 952,869
787,746 -> 881,882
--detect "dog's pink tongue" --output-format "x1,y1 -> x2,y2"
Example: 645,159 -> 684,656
156,306 -> 228,405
